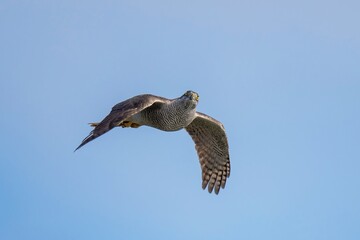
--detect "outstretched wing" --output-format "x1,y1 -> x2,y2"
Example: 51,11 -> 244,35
185,112 -> 230,194
75,94 -> 169,151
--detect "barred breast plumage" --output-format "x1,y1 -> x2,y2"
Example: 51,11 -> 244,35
75,90 -> 231,194
129,97 -> 197,131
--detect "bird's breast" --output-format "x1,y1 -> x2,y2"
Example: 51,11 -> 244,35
129,105 -> 196,131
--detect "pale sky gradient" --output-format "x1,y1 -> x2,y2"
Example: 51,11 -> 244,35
1,1 -> 360,239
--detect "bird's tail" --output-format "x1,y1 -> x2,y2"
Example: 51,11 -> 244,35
74,131 -> 98,151
74,115 -> 118,151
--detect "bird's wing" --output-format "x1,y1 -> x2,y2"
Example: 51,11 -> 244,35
185,112 -> 230,194
75,94 -> 169,151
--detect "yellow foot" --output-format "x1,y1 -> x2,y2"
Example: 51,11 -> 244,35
89,122 -> 99,127
119,121 -> 141,128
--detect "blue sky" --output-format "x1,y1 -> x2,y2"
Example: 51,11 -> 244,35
1,0 -> 359,239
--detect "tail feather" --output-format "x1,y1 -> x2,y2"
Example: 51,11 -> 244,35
75,118 -> 117,151
74,131 -> 98,151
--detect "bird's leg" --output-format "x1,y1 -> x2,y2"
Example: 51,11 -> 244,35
119,121 -> 131,128
88,122 -> 99,127
119,121 -> 141,128
130,122 -> 141,128
89,121 -> 140,128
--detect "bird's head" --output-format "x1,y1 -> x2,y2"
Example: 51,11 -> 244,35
182,90 -> 199,102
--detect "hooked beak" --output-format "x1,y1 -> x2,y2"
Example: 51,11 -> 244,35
194,93 -> 199,102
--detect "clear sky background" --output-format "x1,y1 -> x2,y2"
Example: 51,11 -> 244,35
1,1 -> 359,239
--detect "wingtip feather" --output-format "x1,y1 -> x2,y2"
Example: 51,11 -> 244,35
74,132 -> 96,152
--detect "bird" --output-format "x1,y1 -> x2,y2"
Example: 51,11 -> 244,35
75,90 -> 230,194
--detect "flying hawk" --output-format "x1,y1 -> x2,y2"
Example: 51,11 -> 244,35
76,90 -> 230,194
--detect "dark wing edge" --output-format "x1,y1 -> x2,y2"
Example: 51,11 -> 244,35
185,112 -> 230,194
75,94 -> 169,151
